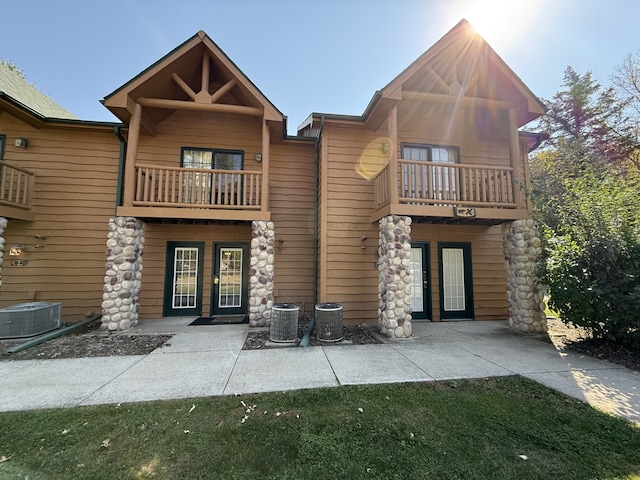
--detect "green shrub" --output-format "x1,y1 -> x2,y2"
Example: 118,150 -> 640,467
540,172 -> 640,351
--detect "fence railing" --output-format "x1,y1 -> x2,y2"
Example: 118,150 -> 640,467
374,160 -> 516,209
0,161 -> 34,210
132,164 -> 262,210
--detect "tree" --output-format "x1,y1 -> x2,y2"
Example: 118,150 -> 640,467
531,66 -> 640,351
538,67 -> 636,167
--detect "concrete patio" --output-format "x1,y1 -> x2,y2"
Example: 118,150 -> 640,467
0,319 -> 638,425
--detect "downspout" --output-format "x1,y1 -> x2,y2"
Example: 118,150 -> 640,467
301,115 -> 324,347
313,115 -> 325,309
113,125 -> 126,215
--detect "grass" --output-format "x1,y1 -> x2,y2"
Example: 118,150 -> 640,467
1,377 -> 639,479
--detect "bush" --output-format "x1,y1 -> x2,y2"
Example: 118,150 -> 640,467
540,171 -> 640,351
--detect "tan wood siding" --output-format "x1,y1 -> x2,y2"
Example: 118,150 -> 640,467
0,112 -> 119,320
397,103 -> 511,167
270,143 -> 315,313
320,121 -> 510,325
134,110 -> 263,169
322,125 -> 380,323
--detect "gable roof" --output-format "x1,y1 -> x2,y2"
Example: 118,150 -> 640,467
0,63 -> 77,120
103,31 -> 285,131
300,19 -> 545,132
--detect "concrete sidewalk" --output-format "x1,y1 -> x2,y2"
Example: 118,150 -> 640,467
0,320 -> 638,424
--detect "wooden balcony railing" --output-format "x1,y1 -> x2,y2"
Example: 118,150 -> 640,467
374,160 -> 517,210
132,164 -> 262,210
0,161 -> 35,210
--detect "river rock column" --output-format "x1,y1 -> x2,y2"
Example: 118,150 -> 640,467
377,215 -> 413,338
0,217 -> 6,288
248,220 -> 275,327
101,217 -> 145,331
502,219 -> 547,333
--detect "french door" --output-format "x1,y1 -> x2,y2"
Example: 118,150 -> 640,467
438,242 -> 474,320
409,242 -> 432,320
163,242 -> 204,316
163,242 -> 249,317
211,243 -> 249,317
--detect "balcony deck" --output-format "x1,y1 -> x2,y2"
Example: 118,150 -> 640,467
117,164 -> 269,221
372,159 -> 529,223
0,161 -> 35,221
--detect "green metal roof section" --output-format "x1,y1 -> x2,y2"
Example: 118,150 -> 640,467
0,63 -> 77,120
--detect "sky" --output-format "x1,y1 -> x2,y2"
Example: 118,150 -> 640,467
1,0 -> 638,134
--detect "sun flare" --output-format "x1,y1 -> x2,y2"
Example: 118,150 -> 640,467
455,0 -> 543,54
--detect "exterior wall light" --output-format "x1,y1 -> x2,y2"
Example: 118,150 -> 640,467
14,138 -> 28,148
9,245 -> 24,257
255,153 -> 262,162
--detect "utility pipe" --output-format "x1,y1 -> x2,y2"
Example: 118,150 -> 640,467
299,316 -> 315,347
4,315 -> 101,355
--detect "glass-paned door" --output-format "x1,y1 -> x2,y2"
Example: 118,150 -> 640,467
212,243 -> 249,317
409,242 -> 431,320
438,242 -> 473,320
163,242 -> 204,316
401,144 -> 458,203
181,148 -> 244,205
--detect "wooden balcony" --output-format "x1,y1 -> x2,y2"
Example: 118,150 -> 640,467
117,164 -> 268,221
372,159 -> 529,223
0,161 -> 35,221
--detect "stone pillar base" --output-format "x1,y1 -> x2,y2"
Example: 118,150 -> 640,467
377,215 -> 413,338
248,220 -> 275,327
502,219 -> 547,333
101,217 -> 145,331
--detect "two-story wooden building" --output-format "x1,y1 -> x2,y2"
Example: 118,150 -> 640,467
0,20 -> 547,337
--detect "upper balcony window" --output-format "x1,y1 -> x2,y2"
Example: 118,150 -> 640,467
181,148 -> 244,171
401,143 -> 459,202
179,148 -> 245,204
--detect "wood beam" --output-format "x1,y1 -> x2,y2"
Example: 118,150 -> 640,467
201,52 -> 210,94
123,102 -> 142,207
137,97 -> 263,116
261,118 -> 270,211
210,79 -> 237,104
171,73 -> 197,101
387,104 -> 398,205
425,65 -> 449,93
116,206 -> 270,222
507,107 -> 523,209
402,90 -> 512,110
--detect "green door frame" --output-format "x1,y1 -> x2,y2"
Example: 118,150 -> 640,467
163,241 -> 204,317
211,242 -> 249,317
410,242 -> 432,320
438,242 -> 474,320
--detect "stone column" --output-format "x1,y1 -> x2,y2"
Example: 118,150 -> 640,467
101,217 -> 145,331
377,215 -> 413,338
0,217 -> 6,288
248,220 -> 275,327
502,219 -> 547,333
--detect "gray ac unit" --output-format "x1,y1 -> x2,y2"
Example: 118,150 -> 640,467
0,302 -> 61,339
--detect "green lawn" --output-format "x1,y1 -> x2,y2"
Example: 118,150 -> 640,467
1,377 -> 638,479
